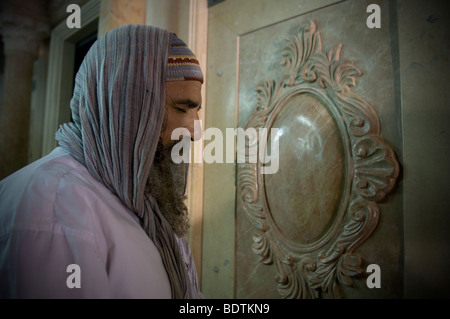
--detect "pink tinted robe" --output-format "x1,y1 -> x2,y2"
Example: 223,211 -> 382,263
0,147 -> 197,298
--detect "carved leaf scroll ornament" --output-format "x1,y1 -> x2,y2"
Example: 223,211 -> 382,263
237,21 -> 399,299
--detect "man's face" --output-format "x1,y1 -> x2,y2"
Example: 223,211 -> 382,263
161,80 -> 203,146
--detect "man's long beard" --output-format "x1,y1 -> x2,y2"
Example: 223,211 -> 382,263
145,140 -> 190,238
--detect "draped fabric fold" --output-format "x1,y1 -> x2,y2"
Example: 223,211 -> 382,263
55,25 -> 196,299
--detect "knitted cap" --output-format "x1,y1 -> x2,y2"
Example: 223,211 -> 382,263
167,34 -> 203,84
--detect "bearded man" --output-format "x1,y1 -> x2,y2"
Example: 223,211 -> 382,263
0,25 -> 203,298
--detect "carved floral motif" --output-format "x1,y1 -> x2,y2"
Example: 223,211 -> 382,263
237,21 -> 399,298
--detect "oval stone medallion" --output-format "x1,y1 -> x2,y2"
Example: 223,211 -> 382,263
263,93 -> 345,245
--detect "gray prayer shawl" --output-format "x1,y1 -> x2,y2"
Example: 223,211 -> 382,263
55,25 -> 199,299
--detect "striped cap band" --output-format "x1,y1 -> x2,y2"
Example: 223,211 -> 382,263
167,34 -> 204,84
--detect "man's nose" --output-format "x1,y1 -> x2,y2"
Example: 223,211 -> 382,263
190,111 -> 202,141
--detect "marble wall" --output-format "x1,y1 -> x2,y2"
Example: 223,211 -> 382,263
98,0 -> 146,37
236,0 -> 402,299
398,0 -> 450,298
203,0 -> 450,298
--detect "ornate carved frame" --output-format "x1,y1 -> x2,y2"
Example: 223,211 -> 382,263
237,21 -> 400,298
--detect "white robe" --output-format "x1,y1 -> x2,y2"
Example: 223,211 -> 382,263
0,147 -> 175,298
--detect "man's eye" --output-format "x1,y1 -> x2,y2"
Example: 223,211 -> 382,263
175,106 -> 187,113
187,104 -> 202,112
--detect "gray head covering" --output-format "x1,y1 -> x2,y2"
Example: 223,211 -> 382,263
55,25 -> 201,298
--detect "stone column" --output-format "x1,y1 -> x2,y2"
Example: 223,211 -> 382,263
0,8 -> 49,179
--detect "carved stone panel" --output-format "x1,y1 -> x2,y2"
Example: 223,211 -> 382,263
236,21 -> 399,298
